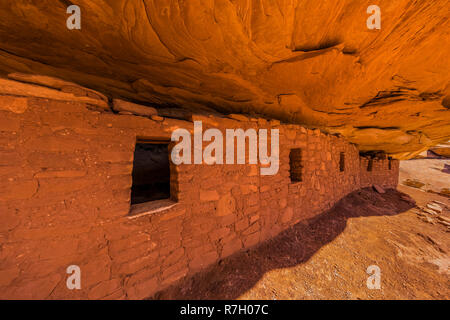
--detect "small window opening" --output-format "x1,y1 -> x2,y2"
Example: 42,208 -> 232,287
367,158 -> 373,172
289,148 -> 303,182
339,152 -> 345,172
131,141 -> 170,205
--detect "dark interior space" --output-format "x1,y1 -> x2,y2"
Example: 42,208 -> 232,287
289,148 -> 303,182
340,152 -> 345,172
131,142 -> 170,205
367,159 -> 374,172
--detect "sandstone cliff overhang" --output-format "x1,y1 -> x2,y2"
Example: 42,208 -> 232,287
0,1 -> 448,159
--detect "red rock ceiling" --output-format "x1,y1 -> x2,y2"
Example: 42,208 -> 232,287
0,1 -> 449,158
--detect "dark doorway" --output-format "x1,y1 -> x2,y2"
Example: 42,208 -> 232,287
131,142 -> 170,205
289,148 -> 303,182
339,152 -> 345,172
367,159 -> 373,172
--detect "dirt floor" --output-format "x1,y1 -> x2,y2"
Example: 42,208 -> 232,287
152,185 -> 449,300
400,158 -> 449,196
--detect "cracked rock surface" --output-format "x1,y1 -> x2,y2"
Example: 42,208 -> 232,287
0,1 -> 448,158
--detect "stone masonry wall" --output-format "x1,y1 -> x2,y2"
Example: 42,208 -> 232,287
0,78 -> 399,299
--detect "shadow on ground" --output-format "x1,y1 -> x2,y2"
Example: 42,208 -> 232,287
150,188 -> 415,300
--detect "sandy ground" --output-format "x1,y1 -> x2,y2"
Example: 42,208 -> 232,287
400,158 -> 449,194
153,185 -> 449,300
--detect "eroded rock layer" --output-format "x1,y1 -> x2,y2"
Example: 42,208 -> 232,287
0,1 -> 449,158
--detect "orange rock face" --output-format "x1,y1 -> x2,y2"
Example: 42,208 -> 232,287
0,1 -> 448,158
